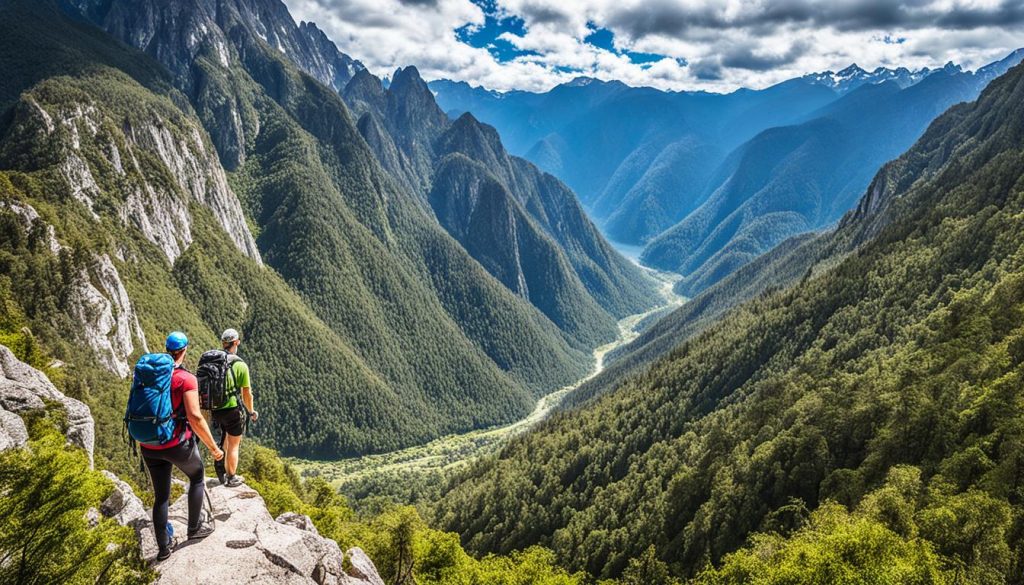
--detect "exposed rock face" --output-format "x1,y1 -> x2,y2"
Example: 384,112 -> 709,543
0,200 -> 63,254
123,120 -> 261,263
0,344 -> 94,466
342,548 -> 385,585
0,408 -> 27,451
154,481 -> 384,585
66,254 -> 148,379
67,0 -> 363,171
100,470 -> 160,560
10,90 -> 262,265
53,103 -> 103,218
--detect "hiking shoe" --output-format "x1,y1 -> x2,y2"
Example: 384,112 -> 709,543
156,538 -> 178,561
225,474 -> 245,488
187,522 -> 215,541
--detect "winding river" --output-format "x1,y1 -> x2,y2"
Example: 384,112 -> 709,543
292,266 -> 686,486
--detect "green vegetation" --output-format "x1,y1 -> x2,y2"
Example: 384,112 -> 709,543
0,412 -> 152,585
432,60 -> 1024,582
696,467 -> 1012,584
347,67 -> 660,349
242,443 -> 596,585
0,0 -> 612,461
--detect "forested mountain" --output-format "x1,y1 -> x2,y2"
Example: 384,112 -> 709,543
432,76 -> 839,246
344,66 -> 658,347
0,0 -> 623,461
433,53 -> 1022,296
432,58 -> 1024,582
643,54 -> 1024,296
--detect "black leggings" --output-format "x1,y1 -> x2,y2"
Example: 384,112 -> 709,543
142,438 -> 205,549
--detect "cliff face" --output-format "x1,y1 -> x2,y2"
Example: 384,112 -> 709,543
0,344 -> 94,465
0,342 -> 385,584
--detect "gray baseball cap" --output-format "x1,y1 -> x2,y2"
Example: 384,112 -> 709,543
221,328 -> 240,343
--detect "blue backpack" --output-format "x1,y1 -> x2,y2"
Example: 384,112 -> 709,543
124,353 -> 182,446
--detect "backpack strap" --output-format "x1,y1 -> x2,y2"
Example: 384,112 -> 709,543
225,355 -> 251,434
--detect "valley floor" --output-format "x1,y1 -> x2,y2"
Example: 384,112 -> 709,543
290,266 -> 684,487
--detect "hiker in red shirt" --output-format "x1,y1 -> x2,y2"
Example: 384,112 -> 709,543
141,331 -> 224,560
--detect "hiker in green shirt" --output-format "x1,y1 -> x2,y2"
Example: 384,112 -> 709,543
212,328 -> 257,487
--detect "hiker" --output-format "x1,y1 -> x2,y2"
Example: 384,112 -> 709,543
129,332 -> 223,561
206,328 -> 257,487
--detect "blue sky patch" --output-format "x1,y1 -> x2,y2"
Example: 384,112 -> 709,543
584,22 -> 671,65
457,0 -> 536,62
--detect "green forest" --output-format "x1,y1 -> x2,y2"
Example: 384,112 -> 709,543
431,55 -> 1024,582
0,0 -> 627,459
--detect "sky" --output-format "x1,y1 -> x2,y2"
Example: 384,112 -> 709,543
282,0 -> 1024,93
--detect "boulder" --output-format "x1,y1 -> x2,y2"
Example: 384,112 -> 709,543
276,512 -> 320,536
100,470 -> 159,561
154,481 -> 384,585
0,344 -> 94,466
0,408 -> 28,451
342,548 -> 386,585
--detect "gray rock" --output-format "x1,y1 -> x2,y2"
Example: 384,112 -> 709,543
0,344 -> 94,466
86,507 -> 100,528
0,408 -> 28,451
154,483 -> 383,585
276,512 -> 320,536
342,548 -> 386,585
100,470 -> 160,560
66,254 -> 147,379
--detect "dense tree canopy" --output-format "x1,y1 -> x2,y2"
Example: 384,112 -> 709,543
432,61 -> 1024,582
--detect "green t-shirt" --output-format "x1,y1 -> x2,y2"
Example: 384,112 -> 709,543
219,359 -> 251,410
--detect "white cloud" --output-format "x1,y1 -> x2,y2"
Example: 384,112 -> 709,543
282,0 -> 1024,93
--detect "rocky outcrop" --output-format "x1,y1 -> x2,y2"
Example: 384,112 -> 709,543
12,91 -> 262,265
66,254 -> 148,379
152,481 -> 384,585
275,512 -> 320,535
100,470 -> 160,560
0,200 -> 63,254
123,120 -> 261,263
0,344 -> 94,466
0,408 -> 28,451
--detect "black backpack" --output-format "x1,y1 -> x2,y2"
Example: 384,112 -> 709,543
196,350 -> 242,411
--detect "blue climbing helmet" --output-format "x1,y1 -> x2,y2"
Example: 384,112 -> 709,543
165,331 -> 189,352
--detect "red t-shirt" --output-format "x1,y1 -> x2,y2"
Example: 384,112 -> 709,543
141,366 -> 196,450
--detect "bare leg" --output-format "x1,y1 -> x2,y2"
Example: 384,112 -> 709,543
224,433 -> 242,476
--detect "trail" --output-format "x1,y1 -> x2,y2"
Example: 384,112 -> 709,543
292,268 -> 685,486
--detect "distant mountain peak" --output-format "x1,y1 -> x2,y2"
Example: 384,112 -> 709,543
804,62 -> 945,95
837,63 -> 866,77
393,65 -> 424,84
565,76 -> 598,87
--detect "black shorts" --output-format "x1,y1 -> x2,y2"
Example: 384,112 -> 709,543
212,407 -> 246,437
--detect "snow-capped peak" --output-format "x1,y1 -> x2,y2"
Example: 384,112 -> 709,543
804,62 -> 947,95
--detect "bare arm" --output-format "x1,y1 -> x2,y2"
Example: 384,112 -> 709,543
184,391 -> 224,460
241,387 -> 256,421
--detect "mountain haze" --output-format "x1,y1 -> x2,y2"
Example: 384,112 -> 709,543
434,52 -> 1023,299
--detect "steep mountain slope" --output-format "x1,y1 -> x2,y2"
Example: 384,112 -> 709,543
431,76 -> 841,245
433,55 -> 1020,263
643,55 -> 1023,297
344,67 -> 659,347
0,0 -> 602,460
433,60 -> 1024,582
